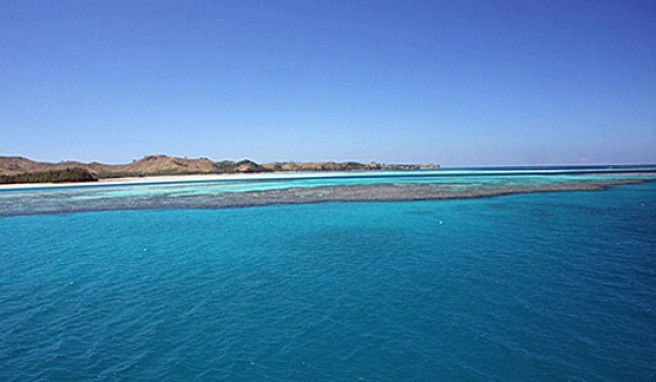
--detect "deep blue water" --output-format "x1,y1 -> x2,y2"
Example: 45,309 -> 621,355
1,181 -> 655,381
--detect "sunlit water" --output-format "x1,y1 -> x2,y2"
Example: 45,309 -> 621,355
2,167 -> 655,215
0,168 -> 655,381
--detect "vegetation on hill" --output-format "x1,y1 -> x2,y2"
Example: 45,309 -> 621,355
0,168 -> 98,184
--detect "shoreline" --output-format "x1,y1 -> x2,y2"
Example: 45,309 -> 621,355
1,168 -> 655,191
0,171 -> 381,190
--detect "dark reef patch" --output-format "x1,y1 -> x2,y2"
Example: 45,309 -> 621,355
0,177 -> 651,217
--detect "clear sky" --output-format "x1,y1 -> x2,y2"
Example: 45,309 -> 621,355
1,1 -> 655,166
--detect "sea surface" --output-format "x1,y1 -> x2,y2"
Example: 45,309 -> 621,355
0,168 -> 655,381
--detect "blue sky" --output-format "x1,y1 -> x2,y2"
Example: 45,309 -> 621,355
1,0 -> 654,166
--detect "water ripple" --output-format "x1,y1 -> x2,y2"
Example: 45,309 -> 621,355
0,183 -> 655,380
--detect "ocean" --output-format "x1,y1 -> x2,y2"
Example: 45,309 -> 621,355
0,169 -> 654,381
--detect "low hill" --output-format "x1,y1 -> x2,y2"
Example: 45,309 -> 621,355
261,161 -> 440,172
0,155 -> 440,182
0,156 -> 89,175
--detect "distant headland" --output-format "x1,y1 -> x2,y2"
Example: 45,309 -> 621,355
0,155 -> 440,185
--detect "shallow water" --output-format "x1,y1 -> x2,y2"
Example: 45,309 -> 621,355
1,167 -> 654,216
0,170 -> 655,381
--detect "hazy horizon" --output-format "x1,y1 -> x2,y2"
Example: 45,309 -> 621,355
1,1 -> 655,167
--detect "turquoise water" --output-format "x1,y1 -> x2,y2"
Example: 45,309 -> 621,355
1,173 -> 655,380
2,167 -> 654,215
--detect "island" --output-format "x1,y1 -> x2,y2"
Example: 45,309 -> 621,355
0,155 -> 440,185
